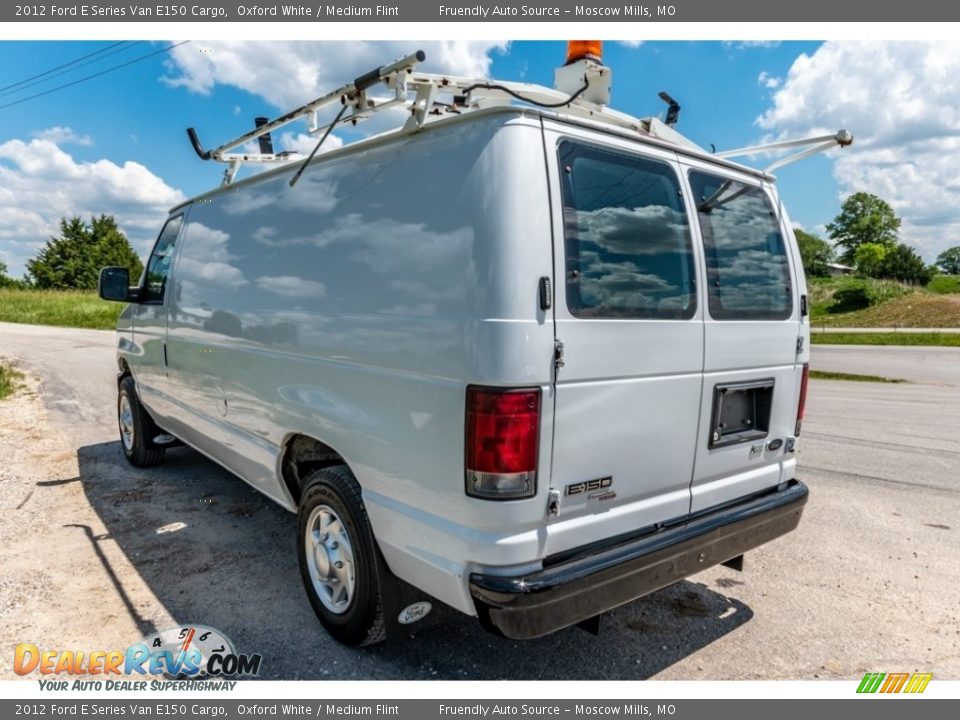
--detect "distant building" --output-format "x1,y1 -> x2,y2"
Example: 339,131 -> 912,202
826,262 -> 854,276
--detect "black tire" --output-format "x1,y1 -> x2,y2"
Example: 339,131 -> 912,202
297,465 -> 386,647
118,375 -> 166,468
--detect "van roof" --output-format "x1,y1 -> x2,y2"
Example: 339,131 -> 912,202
171,105 -> 771,213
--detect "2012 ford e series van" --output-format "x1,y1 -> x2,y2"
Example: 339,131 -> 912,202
100,44 -> 844,646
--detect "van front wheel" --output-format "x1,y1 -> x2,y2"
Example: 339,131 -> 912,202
297,465 -> 386,647
118,376 -> 166,468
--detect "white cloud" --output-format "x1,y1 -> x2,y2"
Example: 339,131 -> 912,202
757,41 -> 960,261
724,41 -> 782,50
0,132 -> 184,278
277,131 -> 343,156
163,41 -> 507,111
255,275 -> 326,299
757,71 -> 782,90
32,127 -> 92,146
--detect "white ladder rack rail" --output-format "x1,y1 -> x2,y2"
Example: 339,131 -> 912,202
186,50 -> 428,185
186,49 -> 853,186
716,129 -> 854,173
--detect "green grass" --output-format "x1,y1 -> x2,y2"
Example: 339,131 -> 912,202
806,276 -> 960,328
0,289 -> 122,330
811,332 -> 960,347
0,363 -> 24,400
927,275 -> 960,294
808,276 -> 914,319
809,370 -> 906,383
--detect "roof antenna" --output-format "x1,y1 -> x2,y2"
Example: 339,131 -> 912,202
254,117 -> 274,154
658,91 -> 681,127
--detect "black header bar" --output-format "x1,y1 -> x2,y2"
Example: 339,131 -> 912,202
5,1 -> 959,23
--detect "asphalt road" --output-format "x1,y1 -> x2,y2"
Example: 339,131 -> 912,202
1,322 -> 958,680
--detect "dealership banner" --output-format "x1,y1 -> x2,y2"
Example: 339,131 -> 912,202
5,0 -> 960,23
2,700 -> 957,718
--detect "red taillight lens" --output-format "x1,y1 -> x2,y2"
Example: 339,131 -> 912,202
465,386 -> 540,500
795,363 -> 809,436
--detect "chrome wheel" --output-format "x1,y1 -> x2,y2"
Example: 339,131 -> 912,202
304,504 -> 355,614
119,393 -> 134,451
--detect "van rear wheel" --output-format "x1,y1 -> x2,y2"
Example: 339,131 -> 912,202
297,465 -> 386,647
118,376 -> 166,468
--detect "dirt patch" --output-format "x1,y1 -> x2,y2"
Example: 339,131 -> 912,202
818,292 -> 960,328
0,368 -> 176,677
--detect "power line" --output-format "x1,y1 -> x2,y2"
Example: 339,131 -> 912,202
0,42 -> 146,99
0,41 -> 190,112
0,41 -> 128,94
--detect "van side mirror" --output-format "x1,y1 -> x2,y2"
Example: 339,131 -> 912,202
99,267 -> 138,303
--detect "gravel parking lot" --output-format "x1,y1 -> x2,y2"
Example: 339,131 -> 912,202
1,322 -> 958,680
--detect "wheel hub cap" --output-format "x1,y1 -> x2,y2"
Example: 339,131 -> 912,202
305,505 -> 355,614
119,395 -> 134,451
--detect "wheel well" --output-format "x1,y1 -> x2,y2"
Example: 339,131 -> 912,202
280,435 -> 348,506
117,358 -> 131,384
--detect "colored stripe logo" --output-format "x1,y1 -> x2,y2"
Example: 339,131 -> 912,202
857,672 -> 932,694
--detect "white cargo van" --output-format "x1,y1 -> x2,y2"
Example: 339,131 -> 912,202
100,46 -> 843,646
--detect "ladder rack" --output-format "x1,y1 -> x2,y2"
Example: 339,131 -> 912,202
186,49 -> 853,186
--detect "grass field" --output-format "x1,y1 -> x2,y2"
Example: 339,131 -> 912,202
927,275 -> 960,294
810,292 -> 960,328
0,363 -> 24,400
0,289 -> 122,330
807,276 -> 960,329
810,332 -> 960,347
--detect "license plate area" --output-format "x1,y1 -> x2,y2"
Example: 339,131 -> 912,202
708,379 -> 774,449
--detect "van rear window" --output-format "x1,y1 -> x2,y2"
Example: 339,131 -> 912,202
689,170 -> 792,321
559,142 -> 696,320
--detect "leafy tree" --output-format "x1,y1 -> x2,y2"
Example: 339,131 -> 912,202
794,228 -> 834,277
26,215 -> 143,290
0,259 -> 13,288
0,259 -> 26,289
935,246 -> 960,275
878,243 -> 932,285
826,192 -> 901,264
853,242 -> 888,278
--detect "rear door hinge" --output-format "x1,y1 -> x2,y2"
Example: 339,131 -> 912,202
547,488 -> 561,516
554,339 -> 565,370
796,335 -> 805,355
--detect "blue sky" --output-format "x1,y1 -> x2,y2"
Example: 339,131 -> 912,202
0,40 -> 955,277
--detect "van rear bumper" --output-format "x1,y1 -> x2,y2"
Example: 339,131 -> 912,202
469,479 -> 808,640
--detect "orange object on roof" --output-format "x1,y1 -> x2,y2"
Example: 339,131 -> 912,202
566,41 -> 603,65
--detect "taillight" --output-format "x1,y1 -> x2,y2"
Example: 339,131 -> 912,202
465,386 -> 541,500
795,363 -> 809,436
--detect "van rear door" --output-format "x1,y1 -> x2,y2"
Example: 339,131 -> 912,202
543,129 -> 704,548
682,162 -> 803,512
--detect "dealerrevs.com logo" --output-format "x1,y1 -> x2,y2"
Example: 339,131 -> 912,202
857,672 -> 933,694
14,625 -> 261,689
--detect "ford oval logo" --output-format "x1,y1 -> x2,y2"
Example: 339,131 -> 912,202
398,602 -> 432,625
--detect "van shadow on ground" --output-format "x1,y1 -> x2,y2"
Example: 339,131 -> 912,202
64,441 -> 754,680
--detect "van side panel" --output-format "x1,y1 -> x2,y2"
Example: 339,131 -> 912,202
165,116 -> 555,613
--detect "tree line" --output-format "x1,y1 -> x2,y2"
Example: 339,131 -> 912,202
796,192 -> 959,283
0,215 -> 143,290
